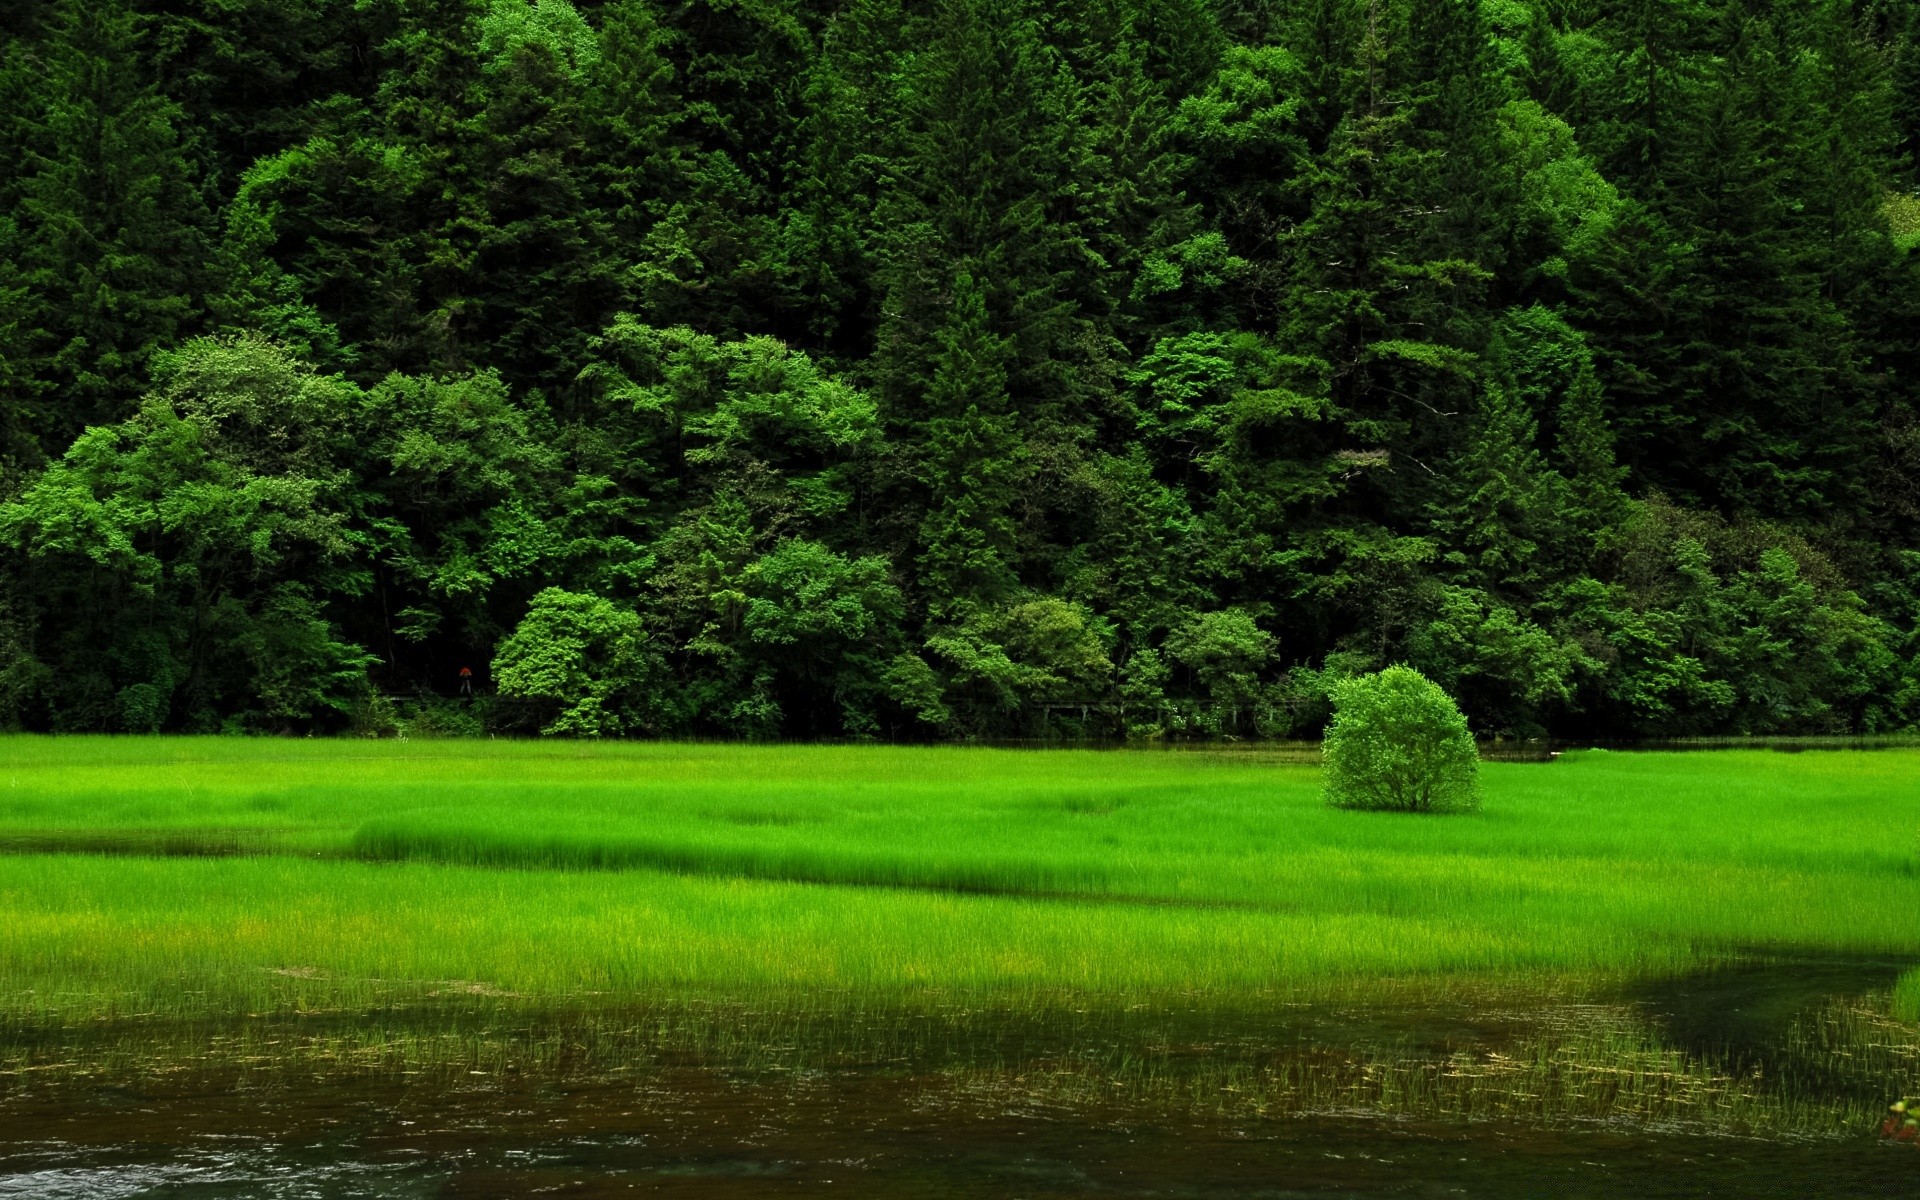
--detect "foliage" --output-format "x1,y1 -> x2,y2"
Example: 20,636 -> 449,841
0,0 -> 1915,738
1323,666 -> 1481,814
0,335 -> 370,732
494,587 -> 659,736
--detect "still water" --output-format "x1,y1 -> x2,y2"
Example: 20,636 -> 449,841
3,959 -> 1916,1198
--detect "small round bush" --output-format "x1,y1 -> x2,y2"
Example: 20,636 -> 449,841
1323,666 -> 1480,813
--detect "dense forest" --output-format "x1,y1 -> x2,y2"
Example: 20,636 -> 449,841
1,0 -> 1918,739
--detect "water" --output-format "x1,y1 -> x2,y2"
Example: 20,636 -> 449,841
3,961 -> 1916,1198
4,1076 -> 1916,1197
4,1092 -> 1917,1197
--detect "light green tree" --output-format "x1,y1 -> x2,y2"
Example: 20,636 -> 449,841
493,587 -> 660,736
1323,665 -> 1480,813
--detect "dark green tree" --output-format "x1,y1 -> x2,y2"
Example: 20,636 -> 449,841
12,0 -> 213,444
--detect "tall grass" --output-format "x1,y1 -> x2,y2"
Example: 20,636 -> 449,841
1897,968 -> 1920,1023
0,737 -> 1915,1022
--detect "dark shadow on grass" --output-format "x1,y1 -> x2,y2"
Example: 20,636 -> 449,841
0,830 -> 294,858
350,836 -> 1275,911
0,829 -> 1274,911
1629,949 -> 1917,1107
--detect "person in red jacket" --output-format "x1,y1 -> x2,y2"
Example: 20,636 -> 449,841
459,666 -> 473,697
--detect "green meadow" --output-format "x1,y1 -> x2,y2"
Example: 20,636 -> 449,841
0,737 -> 1916,1025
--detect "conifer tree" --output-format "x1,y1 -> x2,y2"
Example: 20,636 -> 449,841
363,0 -> 492,375
1077,18 -> 1220,350
0,39 -> 36,466
871,0 -> 1091,425
609,0 -> 808,338
1865,0 -> 1920,179
871,0 -> 1096,615
142,0 -> 362,194
471,0 -> 616,394
0,0 -> 1912,736
1641,9 -> 1865,518
916,273 -> 1022,608
789,0 -> 908,348
1488,305 -> 1626,553
1555,358 -> 1629,546
586,0 -> 691,300
1590,0 -> 1708,194
13,0 -> 213,442
1275,0 -> 1502,508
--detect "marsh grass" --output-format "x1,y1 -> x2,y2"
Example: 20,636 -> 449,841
1897,969 -> 1920,1022
4,983 -> 1912,1143
347,806 -> 1120,895
0,737 -> 1915,1024
949,1014 -> 1891,1138
2,736 -> 1916,1157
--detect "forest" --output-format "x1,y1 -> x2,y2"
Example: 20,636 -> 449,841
1,0 -> 1918,740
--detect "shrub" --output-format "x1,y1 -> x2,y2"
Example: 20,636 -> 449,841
1323,666 -> 1480,813
395,695 -> 488,739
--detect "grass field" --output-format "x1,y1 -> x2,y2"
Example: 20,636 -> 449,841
0,737 -> 1916,1025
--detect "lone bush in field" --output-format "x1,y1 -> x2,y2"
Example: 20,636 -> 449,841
1323,667 -> 1480,813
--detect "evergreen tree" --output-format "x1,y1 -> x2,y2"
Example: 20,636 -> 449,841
871,0 -> 1092,429
615,0 -> 810,338
915,273 -> 1021,608
1077,16 -> 1223,350
471,0 -> 618,394
788,0 -> 907,350
1587,0 -> 1710,194
586,0 -> 695,314
1865,0 -> 1920,180
12,0 -> 213,445
1642,9 -> 1865,518
142,0 -> 365,193
870,0 -> 1098,613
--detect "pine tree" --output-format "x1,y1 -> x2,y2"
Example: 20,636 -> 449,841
143,0 -> 364,195
1076,15 -> 1219,351
1555,357 -> 1630,546
1400,0 -> 1510,290
1864,0 -> 1920,180
871,0 -> 1092,426
1484,304 -> 1627,562
1276,0 -> 1500,494
788,0 -> 908,350
586,0 -> 690,289
611,0 -> 808,338
916,273 -> 1022,607
1643,8 -> 1865,518
471,0 -> 618,395
1429,379 -> 1550,590
13,0 -> 213,443
0,39 -> 38,466
870,0 -> 1098,613
232,0 -> 492,381
1590,0 -> 1709,195
364,0 -> 492,375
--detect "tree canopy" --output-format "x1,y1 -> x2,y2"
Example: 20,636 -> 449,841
2,0 -> 1917,738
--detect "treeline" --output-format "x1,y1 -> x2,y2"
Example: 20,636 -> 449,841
1,0 -> 1918,739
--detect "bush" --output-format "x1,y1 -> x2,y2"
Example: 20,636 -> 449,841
394,695 -> 488,739
1323,666 -> 1480,813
